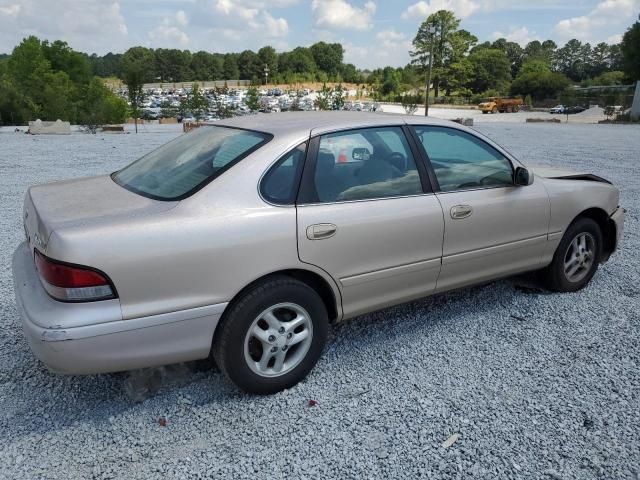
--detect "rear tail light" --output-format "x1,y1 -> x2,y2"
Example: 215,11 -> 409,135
34,250 -> 116,302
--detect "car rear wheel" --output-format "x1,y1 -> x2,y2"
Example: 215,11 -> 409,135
542,217 -> 602,292
213,276 -> 328,394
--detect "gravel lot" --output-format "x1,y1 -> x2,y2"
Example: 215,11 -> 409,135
1,121 -> 638,480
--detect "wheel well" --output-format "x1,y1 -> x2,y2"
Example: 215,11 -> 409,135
575,207 -> 616,259
225,269 -> 339,323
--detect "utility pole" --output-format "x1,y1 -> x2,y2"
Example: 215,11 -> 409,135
264,65 -> 270,86
424,24 -> 436,117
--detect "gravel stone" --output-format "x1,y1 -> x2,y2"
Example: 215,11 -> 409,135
0,122 -> 638,479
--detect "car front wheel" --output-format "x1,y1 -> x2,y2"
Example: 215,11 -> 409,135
213,276 -> 328,394
542,217 -> 602,292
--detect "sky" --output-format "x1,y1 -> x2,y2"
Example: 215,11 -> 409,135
0,0 -> 638,69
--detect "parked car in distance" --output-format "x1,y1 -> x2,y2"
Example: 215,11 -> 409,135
13,112 -> 624,394
549,105 -> 565,114
564,105 -> 587,114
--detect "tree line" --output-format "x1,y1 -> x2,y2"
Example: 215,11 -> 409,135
0,12 -> 638,125
95,42 -> 361,86
0,37 -> 127,126
386,10 -> 639,104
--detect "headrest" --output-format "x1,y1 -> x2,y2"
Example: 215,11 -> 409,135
316,151 -> 336,175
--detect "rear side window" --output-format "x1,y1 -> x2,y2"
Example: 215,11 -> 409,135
113,126 -> 271,200
311,127 -> 422,203
260,143 -> 307,205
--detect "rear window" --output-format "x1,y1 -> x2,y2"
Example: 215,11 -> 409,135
112,126 -> 271,200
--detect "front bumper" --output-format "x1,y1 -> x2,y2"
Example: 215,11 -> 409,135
12,241 -> 227,374
611,206 -> 624,251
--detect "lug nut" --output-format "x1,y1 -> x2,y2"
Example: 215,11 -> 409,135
287,332 -> 293,339
268,335 -> 276,342
278,327 -> 285,334
270,346 -> 278,353
282,345 -> 288,351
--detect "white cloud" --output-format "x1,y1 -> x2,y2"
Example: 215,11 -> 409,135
554,0 -> 640,42
344,30 -> 411,68
607,33 -> 623,44
492,26 -> 539,46
402,0 -> 479,20
148,25 -> 190,47
311,0 -> 377,31
0,0 -> 128,53
0,4 -> 21,16
264,12 -> 289,37
175,10 -> 188,27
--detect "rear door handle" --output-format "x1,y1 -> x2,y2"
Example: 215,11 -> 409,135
306,223 -> 337,240
450,205 -> 473,220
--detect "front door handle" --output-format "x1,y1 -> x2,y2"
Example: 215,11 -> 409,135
450,205 -> 473,220
306,223 -> 337,240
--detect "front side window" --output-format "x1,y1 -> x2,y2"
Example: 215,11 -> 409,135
312,127 -> 422,203
260,142 -> 307,205
113,126 -> 271,200
413,126 -> 513,192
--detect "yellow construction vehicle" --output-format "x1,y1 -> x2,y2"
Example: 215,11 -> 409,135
478,97 -> 523,114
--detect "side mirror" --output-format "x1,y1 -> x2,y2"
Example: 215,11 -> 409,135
352,147 -> 371,161
514,166 -> 533,186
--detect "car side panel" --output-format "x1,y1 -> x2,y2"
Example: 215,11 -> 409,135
435,181 -> 550,292
539,176 -> 620,259
297,195 -> 444,319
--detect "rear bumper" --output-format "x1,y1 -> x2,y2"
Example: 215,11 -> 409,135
12,241 -> 227,374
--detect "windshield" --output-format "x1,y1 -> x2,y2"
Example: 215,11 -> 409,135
112,126 -> 271,200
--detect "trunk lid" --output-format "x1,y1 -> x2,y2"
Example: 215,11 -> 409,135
23,175 -> 177,254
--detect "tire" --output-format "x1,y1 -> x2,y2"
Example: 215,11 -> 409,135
542,217 -> 602,292
213,276 -> 328,394
482,111 -> 488,114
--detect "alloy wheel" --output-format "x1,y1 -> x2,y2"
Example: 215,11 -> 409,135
243,303 -> 313,377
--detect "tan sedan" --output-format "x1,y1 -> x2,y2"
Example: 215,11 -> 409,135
13,112 -> 624,394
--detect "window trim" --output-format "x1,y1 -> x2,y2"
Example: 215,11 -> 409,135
297,125 -> 434,206
408,125 -> 517,194
112,125 -> 273,202
258,141 -> 309,206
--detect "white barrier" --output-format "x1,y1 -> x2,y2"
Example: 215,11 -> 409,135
28,119 -> 71,135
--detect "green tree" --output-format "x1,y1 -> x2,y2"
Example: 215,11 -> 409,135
0,74 -> 36,125
43,40 -> 92,84
223,54 -> 240,79
160,100 -> 179,119
121,47 -> 154,132
191,51 -> 221,80
380,67 -> 401,96
332,83 -> 346,110
411,10 -> 461,98
245,85 -> 260,112
314,83 -> 332,110
310,42 -> 344,77
510,59 -> 571,100
467,48 -> 512,94
238,50 -> 263,81
258,46 -> 278,81
78,77 -> 127,131
621,14 -> 640,81
187,83 -> 208,120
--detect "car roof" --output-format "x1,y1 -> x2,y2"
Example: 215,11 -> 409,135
214,111 -> 458,137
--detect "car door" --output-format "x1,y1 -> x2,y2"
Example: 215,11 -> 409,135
296,126 -> 445,319
410,125 -> 550,292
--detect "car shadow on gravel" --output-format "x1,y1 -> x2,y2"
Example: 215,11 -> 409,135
2,271 -> 554,436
